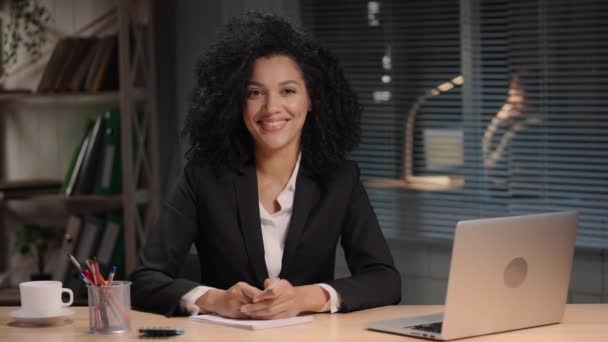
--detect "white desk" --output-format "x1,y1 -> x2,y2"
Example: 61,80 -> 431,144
2,304 -> 608,341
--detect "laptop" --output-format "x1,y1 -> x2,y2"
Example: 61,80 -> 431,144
368,211 -> 578,340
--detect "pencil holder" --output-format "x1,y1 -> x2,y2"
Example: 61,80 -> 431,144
87,281 -> 131,334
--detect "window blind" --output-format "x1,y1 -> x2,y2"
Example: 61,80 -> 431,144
301,0 -> 608,248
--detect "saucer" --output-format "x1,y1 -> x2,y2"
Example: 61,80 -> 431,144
9,308 -> 75,325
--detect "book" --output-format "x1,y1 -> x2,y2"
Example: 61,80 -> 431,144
68,37 -> 100,92
36,38 -> 72,93
100,36 -> 119,91
72,114 -> 106,195
188,314 -> 314,330
48,38 -> 79,92
90,35 -> 118,92
53,38 -> 92,92
83,38 -> 110,92
63,118 -> 94,195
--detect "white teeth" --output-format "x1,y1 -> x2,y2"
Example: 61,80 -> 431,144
262,120 -> 286,127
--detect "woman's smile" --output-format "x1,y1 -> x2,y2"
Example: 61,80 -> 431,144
258,117 -> 290,131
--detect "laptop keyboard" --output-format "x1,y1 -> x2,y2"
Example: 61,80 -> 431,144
409,322 -> 443,334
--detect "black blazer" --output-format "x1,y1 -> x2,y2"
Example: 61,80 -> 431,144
130,159 -> 401,316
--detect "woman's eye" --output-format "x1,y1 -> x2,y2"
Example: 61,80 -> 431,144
247,89 -> 262,98
282,88 -> 296,95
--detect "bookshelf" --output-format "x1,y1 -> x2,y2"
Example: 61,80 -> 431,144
0,0 -> 159,291
7,192 -> 149,218
0,91 -> 119,104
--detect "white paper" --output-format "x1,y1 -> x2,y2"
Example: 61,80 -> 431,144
189,314 -> 313,330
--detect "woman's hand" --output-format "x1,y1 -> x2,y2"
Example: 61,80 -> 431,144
240,279 -> 329,319
196,282 -> 262,318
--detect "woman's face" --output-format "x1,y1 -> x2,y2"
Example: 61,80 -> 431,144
243,55 -> 311,156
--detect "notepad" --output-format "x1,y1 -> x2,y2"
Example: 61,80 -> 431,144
189,314 -> 313,330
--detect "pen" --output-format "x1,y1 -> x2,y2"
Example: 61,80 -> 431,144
66,251 -> 83,272
79,272 -> 92,285
86,259 -> 98,285
138,328 -> 185,337
83,268 -> 96,285
92,259 -> 106,286
107,265 -> 117,286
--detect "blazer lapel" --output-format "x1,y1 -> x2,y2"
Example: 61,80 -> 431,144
233,164 -> 268,286
280,171 -> 320,278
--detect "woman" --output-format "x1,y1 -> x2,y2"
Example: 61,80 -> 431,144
130,12 -> 401,318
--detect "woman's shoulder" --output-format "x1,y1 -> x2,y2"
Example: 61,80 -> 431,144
183,160 -> 236,184
316,159 -> 361,183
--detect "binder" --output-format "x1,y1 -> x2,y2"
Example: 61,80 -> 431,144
96,216 -> 120,265
74,216 -> 104,263
63,118 -> 94,195
72,114 -> 106,195
97,212 -> 125,280
66,216 -> 104,293
95,109 -> 122,195
53,216 -> 83,283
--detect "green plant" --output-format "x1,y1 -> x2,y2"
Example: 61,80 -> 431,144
1,0 -> 52,76
14,225 -> 60,274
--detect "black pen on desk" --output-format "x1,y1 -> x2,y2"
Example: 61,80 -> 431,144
138,328 -> 185,337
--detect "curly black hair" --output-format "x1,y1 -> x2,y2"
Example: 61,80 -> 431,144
182,11 -> 361,175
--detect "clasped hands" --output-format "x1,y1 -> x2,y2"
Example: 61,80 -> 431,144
196,278 -> 327,319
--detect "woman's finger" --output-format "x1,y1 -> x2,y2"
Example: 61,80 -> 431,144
243,299 -> 290,318
236,282 -> 263,301
254,279 -> 288,302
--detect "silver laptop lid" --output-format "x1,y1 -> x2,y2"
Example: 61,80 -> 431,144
441,211 -> 577,340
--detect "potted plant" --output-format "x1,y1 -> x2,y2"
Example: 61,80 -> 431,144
1,0 -> 52,76
14,224 -> 61,280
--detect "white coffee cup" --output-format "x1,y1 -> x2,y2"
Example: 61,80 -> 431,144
19,280 -> 73,316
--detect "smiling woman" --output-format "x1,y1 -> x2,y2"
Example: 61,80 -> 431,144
130,11 -> 401,319
244,55 -> 311,215
243,55 -> 310,164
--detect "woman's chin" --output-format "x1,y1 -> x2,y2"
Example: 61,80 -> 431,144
255,139 -> 298,155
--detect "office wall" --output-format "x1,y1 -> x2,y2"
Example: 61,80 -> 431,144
172,0 -> 608,305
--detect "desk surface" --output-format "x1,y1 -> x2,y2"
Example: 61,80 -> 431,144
2,304 -> 608,341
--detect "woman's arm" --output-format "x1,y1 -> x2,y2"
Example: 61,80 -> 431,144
129,168 -> 201,316
325,163 -> 402,312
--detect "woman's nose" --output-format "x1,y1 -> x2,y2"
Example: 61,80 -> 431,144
264,93 -> 282,113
